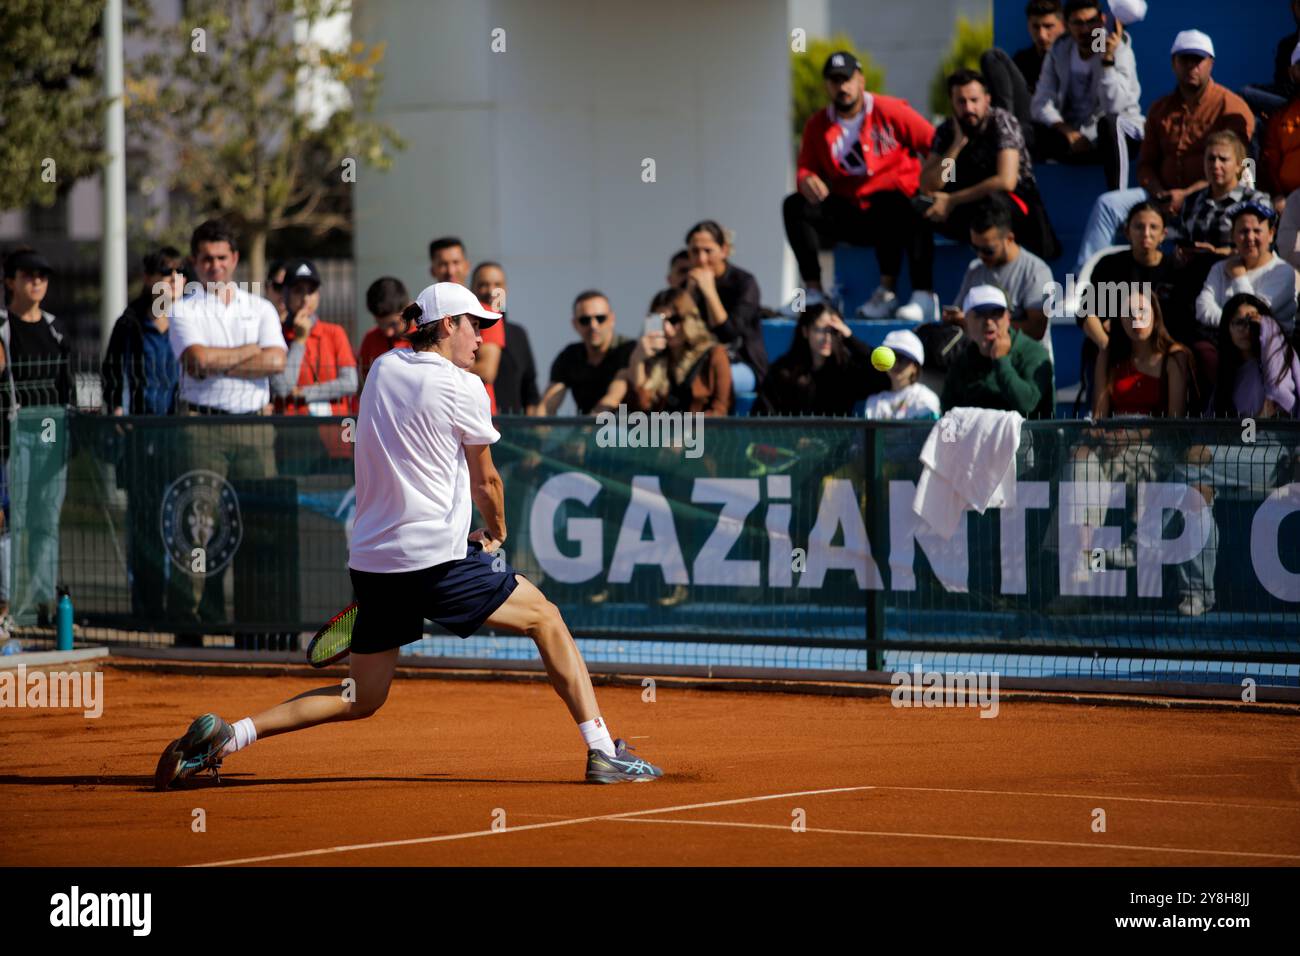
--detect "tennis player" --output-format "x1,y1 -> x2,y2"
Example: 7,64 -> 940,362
155,282 -> 663,787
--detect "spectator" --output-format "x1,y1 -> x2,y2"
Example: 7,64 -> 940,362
359,277 -> 411,388
980,0 -> 1067,151
683,220 -> 766,392
265,259 -> 287,322
942,284 -> 1054,418
1195,202 -> 1297,389
468,261 -> 509,413
753,302 -> 888,416
667,249 -> 691,290
1077,201 -> 1186,410
1169,295 -> 1298,617
270,258 -> 358,416
1030,0 -> 1143,189
102,247 -> 185,416
1067,289 -> 1190,592
535,290 -> 636,415
1075,30 -> 1255,271
1178,131 -> 1272,270
471,261 -> 540,415
1262,43 -> 1300,204
919,70 -> 1059,260
429,236 -> 470,286
863,330 -> 941,420
1092,288 -> 1190,419
100,248 -> 186,623
945,199 -> 1056,372
1241,0 -> 1300,117
629,288 -> 731,416
0,246 -> 71,625
782,50 -> 936,322
1275,182 -> 1300,271
169,220 -> 287,640
1211,294 -> 1300,418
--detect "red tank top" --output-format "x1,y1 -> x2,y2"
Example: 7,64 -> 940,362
1110,358 -> 1163,415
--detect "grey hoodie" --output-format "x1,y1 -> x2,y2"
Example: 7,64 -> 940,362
1031,32 -> 1143,140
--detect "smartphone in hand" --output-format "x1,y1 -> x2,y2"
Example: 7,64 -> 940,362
643,313 -> 664,336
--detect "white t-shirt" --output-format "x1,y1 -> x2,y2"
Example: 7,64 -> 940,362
832,108 -> 868,175
170,286 -> 287,412
863,382 -> 942,421
349,348 -> 501,573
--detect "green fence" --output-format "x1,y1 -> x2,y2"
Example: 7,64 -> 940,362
8,411 -> 1300,686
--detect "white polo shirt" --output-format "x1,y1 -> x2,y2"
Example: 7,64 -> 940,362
170,285 -> 287,412
349,348 -> 501,573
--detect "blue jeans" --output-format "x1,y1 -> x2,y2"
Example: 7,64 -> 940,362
730,360 -> 757,395
1075,187 -> 1148,274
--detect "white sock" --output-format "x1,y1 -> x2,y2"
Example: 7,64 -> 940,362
218,717 -> 257,758
579,716 -> 616,757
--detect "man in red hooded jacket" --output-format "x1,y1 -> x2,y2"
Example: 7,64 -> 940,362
783,51 -> 936,321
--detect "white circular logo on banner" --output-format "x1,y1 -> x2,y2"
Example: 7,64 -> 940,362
160,470 -> 244,576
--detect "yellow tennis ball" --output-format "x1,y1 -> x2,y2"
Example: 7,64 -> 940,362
871,346 -> 895,372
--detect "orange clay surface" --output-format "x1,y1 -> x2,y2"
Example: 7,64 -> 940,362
2,662 -> 1299,867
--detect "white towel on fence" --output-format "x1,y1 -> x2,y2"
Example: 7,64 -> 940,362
913,407 -> 1023,538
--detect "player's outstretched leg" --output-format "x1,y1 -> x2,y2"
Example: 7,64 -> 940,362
153,647 -> 399,790
486,575 -> 663,783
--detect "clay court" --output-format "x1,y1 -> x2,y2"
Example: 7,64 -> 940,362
2,662 -> 1299,867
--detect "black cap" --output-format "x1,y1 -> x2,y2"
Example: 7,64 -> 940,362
4,249 -> 53,279
281,258 -> 322,291
823,51 -> 861,80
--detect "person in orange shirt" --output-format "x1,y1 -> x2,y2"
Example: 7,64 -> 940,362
358,276 -> 412,389
270,258 -> 357,416
470,261 -> 508,414
1263,42 -> 1300,209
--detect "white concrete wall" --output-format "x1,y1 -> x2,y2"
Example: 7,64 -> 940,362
352,0 -> 791,404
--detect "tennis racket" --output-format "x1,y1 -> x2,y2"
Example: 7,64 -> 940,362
305,602 -> 357,668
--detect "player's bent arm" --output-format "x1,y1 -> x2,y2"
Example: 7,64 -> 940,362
226,346 -> 289,379
534,381 -> 567,416
179,343 -> 261,377
465,443 -> 507,543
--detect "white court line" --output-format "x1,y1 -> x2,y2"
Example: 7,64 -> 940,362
872,785 -> 1300,812
189,785 -> 876,867
613,818 -> 1300,861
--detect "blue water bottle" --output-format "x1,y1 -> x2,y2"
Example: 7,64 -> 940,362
57,591 -> 74,651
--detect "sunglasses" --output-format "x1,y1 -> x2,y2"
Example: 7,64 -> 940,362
972,244 -> 999,257
971,307 -> 1005,320
576,313 -> 609,327
1229,317 -> 1255,331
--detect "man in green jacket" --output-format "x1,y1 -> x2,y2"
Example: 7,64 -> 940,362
942,284 -> 1055,418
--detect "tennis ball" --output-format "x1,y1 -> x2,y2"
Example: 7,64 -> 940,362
871,346 -> 895,372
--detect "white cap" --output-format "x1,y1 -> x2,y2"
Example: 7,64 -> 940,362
961,284 -> 1009,315
412,282 -> 501,328
881,329 -> 925,367
1170,29 -> 1214,59
1108,0 -> 1147,26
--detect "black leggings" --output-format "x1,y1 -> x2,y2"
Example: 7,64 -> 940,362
782,191 -> 935,290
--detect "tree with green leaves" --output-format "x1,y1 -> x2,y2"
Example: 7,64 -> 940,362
929,15 -> 994,117
129,0 -> 404,280
791,34 -> 885,151
0,0 -> 113,213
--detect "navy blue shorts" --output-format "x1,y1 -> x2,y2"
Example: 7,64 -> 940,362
348,543 -> 522,654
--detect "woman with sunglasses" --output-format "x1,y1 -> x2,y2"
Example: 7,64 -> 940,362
1172,295 -> 1300,616
753,301 -> 888,416
628,288 -> 731,416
